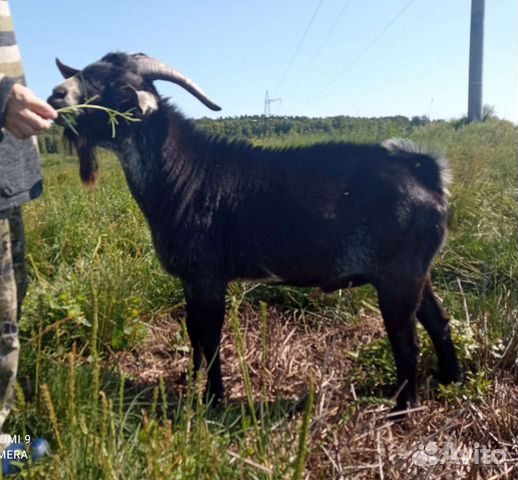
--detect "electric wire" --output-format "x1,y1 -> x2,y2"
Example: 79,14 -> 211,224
273,0 -> 324,95
284,0 -> 352,100
297,0 -> 418,111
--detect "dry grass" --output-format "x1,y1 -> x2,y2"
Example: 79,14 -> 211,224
114,303 -> 517,479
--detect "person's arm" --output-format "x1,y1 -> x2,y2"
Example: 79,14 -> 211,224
0,74 -> 16,136
0,76 -> 57,141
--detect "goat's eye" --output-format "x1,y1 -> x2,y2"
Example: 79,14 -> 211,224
87,78 -> 102,90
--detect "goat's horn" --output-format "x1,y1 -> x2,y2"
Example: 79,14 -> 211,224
134,55 -> 221,111
55,58 -> 80,79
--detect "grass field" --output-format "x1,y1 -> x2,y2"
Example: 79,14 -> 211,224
5,119 -> 517,479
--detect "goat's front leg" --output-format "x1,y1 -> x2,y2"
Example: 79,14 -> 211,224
183,279 -> 227,403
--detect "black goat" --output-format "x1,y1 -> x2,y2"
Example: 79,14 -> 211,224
48,52 -> 460,413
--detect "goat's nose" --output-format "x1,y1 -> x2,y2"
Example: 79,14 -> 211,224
51,85 -> 67,99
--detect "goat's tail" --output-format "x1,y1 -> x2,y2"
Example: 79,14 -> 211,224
381,138 -> 451,196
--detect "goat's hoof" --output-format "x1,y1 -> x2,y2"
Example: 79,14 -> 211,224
287,392 -> 309,418
179,370 -> 199,386
203,389 -> 224,408
438,369 -> 462,385
387,400 -> 419,422
179,371 -> 189,385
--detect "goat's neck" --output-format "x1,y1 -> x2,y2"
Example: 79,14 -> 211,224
113,111 -> 215,229
112,137 -> 157,213
153,115 -> 216,226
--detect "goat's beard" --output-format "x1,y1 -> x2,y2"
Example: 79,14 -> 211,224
69,135 -> 99,188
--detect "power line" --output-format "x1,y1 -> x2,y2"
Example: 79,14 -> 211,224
298,0 -> 417,111
273,0 -> 324,95
284,0 -> 352,100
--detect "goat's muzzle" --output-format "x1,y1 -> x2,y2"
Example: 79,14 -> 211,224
48,92 -> 71,126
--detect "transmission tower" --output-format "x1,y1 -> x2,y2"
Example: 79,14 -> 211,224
263,90 -> 281,136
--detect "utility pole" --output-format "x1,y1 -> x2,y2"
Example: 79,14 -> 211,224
467,0 -> 485,123
263,90 -> 281,136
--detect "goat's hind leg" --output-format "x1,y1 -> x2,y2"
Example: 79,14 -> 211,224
417,278 -> 461,384
377,276 -> 424,412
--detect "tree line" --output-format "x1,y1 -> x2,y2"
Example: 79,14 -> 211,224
38,112 -> 491,155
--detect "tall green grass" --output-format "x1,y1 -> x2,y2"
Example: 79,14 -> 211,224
6,119 -> 516,478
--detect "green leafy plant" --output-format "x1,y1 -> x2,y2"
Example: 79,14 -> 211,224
348,337 -> 397,396
436,371 -> 493,405
56,96 -> 141,138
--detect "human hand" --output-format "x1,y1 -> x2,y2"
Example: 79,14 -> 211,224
4,83 -> 58,140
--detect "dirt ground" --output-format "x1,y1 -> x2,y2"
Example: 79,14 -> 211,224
114,305 -> 517,479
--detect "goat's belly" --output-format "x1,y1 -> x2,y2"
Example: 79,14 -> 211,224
320,274 -> 369,292
235,265 -> 287,285
232,240 -> 375,288
236,263 -> 369,292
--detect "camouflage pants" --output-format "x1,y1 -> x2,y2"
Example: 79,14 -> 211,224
0,207 -> 27,430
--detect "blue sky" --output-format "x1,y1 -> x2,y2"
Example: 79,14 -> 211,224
10,0 -> 517,122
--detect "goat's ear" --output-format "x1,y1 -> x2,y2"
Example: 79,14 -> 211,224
132,89 -> 158,116
56,58 -> 79,79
